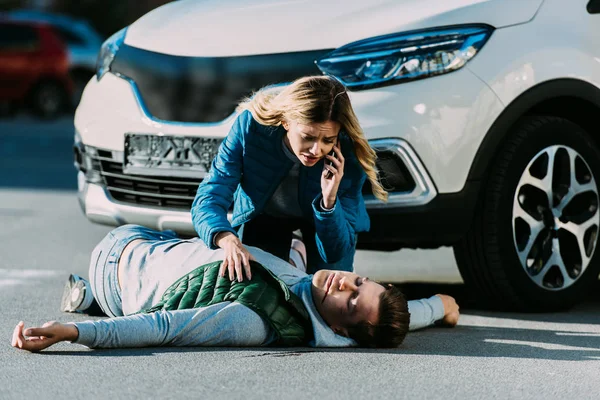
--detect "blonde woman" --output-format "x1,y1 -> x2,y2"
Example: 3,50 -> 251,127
191,76 -> 387,281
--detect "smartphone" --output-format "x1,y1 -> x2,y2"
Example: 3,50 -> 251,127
325,140 -> 338,179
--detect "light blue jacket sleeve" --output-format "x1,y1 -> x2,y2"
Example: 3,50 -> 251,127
191,112 -> 251,249
72,303 -> 273,348
408,296 -> 446,331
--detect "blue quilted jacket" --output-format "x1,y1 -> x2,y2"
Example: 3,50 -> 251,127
191,110 -> 370,266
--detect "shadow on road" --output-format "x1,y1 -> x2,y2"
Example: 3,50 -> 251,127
37,324 -> 600,362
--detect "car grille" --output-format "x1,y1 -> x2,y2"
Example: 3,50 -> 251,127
82,149 -> 201,210
80,147 -> 416,210
102,159 -> 201,209
110,45 -> 331,123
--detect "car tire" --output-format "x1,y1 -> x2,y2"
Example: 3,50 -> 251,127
29,81 -> 67,119
454,116 -> 600,311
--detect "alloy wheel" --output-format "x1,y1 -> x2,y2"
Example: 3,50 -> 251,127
512,145 -> 599,291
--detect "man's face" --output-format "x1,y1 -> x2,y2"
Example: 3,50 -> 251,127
282,119 -> 340,167
312,270 -> 385,337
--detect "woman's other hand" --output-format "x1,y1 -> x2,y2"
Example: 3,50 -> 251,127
12,320 -> 78,352
215,232 -> 254,282
321,145 -> 345,209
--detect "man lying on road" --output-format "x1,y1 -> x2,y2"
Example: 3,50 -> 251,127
12,225 -> 459,352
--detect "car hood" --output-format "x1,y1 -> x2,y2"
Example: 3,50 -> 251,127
125,0 -> 543,57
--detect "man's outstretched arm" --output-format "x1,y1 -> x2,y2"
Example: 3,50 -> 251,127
12,303 -> 272,352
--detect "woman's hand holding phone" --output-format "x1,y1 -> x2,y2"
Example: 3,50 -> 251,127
321,144 -> 344,209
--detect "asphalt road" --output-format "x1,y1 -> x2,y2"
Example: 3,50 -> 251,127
1,115 -> 599,400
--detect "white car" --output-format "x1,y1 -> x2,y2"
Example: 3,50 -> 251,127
74,0 -> 600,311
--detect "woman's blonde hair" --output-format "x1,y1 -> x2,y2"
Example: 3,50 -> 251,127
237,75 -> 388,202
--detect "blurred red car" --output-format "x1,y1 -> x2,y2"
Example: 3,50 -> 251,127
0,20 -> 72,118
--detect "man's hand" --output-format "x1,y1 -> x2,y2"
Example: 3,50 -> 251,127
436,294 -> 460,327
215,232 -> 254,282
12,321 -> 78,352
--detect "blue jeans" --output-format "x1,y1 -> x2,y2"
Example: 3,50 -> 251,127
88,225 -> 178,317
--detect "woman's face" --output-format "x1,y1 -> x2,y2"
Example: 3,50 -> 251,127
282,119 -> 340,166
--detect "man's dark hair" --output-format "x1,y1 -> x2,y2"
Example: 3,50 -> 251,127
347,284 -> 410,348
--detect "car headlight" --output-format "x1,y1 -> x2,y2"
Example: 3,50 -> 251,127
316,25 -> 493,90
96,27 -> 128,81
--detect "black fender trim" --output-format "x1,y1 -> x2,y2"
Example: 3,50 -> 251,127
356,180 -> 481,250
467,78 -> 600,182
588,0 -> 600,14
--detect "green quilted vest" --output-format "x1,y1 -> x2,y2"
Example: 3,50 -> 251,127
143,260 -> 313,346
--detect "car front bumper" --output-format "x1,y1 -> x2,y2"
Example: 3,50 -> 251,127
77,174 -> 197,236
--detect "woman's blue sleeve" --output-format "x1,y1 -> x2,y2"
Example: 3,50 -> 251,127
191,111 -> 251,249
311,171 -> 367,263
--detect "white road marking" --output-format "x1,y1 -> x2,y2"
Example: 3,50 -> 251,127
555,332 -> 600,337
460,314 -> 600,333
485,339 -> 600,352
0,269 -> 62,288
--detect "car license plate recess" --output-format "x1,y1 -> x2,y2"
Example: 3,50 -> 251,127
124,134 -> 222,178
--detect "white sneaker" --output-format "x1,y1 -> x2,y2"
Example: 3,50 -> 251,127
60,274 -> 95,313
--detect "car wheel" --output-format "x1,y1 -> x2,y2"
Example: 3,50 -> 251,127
454,116 -> 600,311
30,81 -> 67,119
